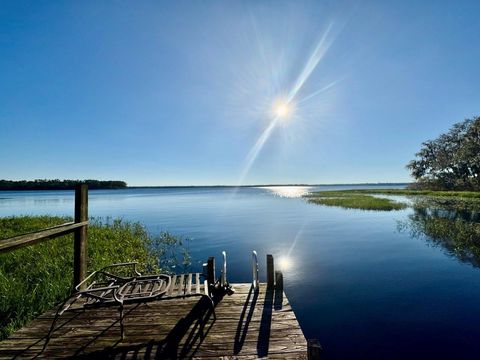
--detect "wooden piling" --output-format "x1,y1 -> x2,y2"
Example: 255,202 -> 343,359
207,256 -> 216,287
307,339 -> 323,359
275,270 -> 283,290
74,184 -> 88,288
267,254 -> 274,289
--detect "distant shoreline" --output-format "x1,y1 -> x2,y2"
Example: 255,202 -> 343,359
128,183 -> 410,189
1,182 -> 409,191
0,180 -> 127,191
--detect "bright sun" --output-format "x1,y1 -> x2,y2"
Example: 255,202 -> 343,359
273,100 -> 293,119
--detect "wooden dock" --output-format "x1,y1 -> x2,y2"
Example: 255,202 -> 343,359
0,187 -> 317,359
0,283 -> 307,359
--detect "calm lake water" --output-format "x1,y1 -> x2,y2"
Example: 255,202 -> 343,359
2,185 -> 480,359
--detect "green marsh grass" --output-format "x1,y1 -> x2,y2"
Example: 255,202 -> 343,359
305,191 -> 408,211
0,216 -> 188,340
398,204 -> 480,267
322,189 -> 480,199
305,189 -> 480,211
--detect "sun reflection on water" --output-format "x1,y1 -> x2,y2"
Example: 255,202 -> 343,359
277,256 -> 293,271
261,186 -> 312,198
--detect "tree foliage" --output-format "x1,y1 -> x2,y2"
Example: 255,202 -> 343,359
407,116 -> 480,190
0,179 -> 127,191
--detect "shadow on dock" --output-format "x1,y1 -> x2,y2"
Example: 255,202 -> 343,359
234,284 -> 284,357
71,296 -> 214,359
233,285 -> 259,354
0,284 -> 307,359
257,287 -> 274,357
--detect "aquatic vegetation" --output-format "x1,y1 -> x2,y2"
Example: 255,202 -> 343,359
306,188 -> 480,268
305,191 -> 407,211
399,205 -> 480,268
361,189 -> 480,199
398,194 -> 480,267
306,188 -> 480,199
305,188 -> 480,212
0,216 -> 189,340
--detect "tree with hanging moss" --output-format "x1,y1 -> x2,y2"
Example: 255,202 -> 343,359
407,116 -> 480,190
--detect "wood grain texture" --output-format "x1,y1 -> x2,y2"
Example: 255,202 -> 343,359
0,283 -> 307,359
0,221 -> 88,252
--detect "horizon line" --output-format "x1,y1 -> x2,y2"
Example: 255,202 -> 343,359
128,182 -> 411,188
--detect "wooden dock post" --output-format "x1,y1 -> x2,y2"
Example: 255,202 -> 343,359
74,184 -> 88,288
267,254 -> 274,289
307,339 -> 323,359
275,270 -> 283,290
207,256 -> 216,287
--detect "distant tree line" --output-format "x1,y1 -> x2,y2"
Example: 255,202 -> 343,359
0,179 -> 127,191
407,116 -> 480,190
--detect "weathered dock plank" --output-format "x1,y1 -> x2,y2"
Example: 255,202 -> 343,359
0,283 -> 307,359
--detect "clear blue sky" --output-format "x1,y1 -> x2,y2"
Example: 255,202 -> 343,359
1,1 -> 479,186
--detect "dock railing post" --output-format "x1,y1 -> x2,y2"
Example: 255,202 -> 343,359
207,256 -> 216,288
74,184 -> 88,289
267,254 -> 274,289
307,339 -> 323,359
252,250 -> 259,290
221,251 -> 227,287
275,270 -> 283,290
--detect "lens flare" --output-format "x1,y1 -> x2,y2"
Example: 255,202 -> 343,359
287,23 -> 334,103
234,21 -> 339,186
273,100 -> 292,118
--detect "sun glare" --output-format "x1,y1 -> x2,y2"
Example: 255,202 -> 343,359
232,20 -> 338,187
273,100 -> 294,119
278,256 -> 293,270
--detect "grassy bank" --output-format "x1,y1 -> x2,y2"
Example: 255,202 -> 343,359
305,188 -> 480,211
0,216 -> 188,340
305,191 -> 408,211
318,189 -> 480,199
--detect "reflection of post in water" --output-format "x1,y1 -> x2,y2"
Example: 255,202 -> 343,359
399,197 -> 480,267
